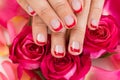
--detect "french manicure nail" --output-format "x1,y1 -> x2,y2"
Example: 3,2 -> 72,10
27,6 -> 36,16
70,41 -> 80,53
51,19 -> 63,31
72,0 -> 82,13
54,45 -> 64,56
64,15 -> 76,28
36,33 -> 46,45
90,19 -> 98,29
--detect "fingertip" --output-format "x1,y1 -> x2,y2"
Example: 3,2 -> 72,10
64,15 -> 77,29
27,6 -> 36,16
50,19 -> 64,32
68,41 -> 83,56
88,19 -> 99,30
71,0 -> 83,13
32,33 -> 47,46
51,45 -> 65,58
36,33 -> 47,46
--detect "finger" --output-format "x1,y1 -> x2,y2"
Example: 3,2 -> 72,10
32,15 -> 47,46
48,0 -> 77,29
68,0 -> 91,55
51,29 -> 66,58
88,0 -> 105,30
17,0 -> 36,16
26,0 -> 64,32
68,0 -> 83,13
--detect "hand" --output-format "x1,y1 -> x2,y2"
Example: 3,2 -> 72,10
17,0 -> 105,58
17,0 -> 83,31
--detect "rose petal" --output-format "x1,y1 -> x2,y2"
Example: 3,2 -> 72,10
0,72 -> 8,80
85,66 -> 120,80
2,61 -> 17,80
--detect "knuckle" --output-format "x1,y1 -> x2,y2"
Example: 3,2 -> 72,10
38,7 -> 50,16
52,32 -> 65,38
72,27 -> 85,35
54,0 -> 66,10
33,16 -> 44,25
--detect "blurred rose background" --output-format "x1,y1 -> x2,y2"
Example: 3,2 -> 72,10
0,0 -> 120,80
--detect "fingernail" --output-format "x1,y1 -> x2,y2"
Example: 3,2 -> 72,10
27,6 -> 36,16
70,41 -> 80,53
36,33 -> 46,45
54,45 -> 64,57
72,0 -> 82,13
64,15 -> 76,28
51,19 -> 63,31
90,19 -> 98,29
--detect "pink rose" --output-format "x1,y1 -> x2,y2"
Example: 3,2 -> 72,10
84,15 -> 118,58
9,26 -> 50,70
40,52 -> 91,80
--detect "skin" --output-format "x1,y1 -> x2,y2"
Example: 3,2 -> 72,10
17,0 -> 105,58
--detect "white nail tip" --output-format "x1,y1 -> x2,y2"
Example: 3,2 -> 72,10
51,19 -> 60,29
64,15 -> 74,26
72,0 -> 81,11
55,45 -> 64,53
37,34 -> 45,42
91,19 -> 98,26
28,6 -> 33,12
72,41 -> 80,49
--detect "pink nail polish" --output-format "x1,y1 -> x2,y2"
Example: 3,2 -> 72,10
28,6 -> 36,16
67,19 -> 76,28
36,41 -> 46,46
30,11 -> 36,15
53,22 -> 63,32
90,19 -> 98,29
64,15 -> 76,28
74,6 -> 82,13
54,51 -> 64,56
90,24 -> 97,29
54,45 -> 64,57
51,19 -> 63,32
36,33 -> 46,45
70,41 -> 80,53
70,47 -> 80,53
72,0 -> 82,13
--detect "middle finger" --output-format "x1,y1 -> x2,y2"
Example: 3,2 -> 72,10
48,0 -> 77,29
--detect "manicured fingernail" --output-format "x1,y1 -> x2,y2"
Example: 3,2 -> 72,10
64,15 -> 76,28
51,19 -> 63,31
70,41 -> 80,53
27,6 -> 36,16
90,19 -> 98,29
54,45 -> 64,57
72,0 -> 82,13
36,33 -> 46,45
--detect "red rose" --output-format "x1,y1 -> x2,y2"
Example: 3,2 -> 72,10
9,26 -> 50,70
84,15 -> 118,58
40,52 -> 91,80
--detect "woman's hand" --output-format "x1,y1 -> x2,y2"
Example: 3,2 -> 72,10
17,0 -> 83,31
17,0 -> 105,58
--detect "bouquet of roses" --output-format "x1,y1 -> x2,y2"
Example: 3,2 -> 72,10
0,0 -> 120,80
